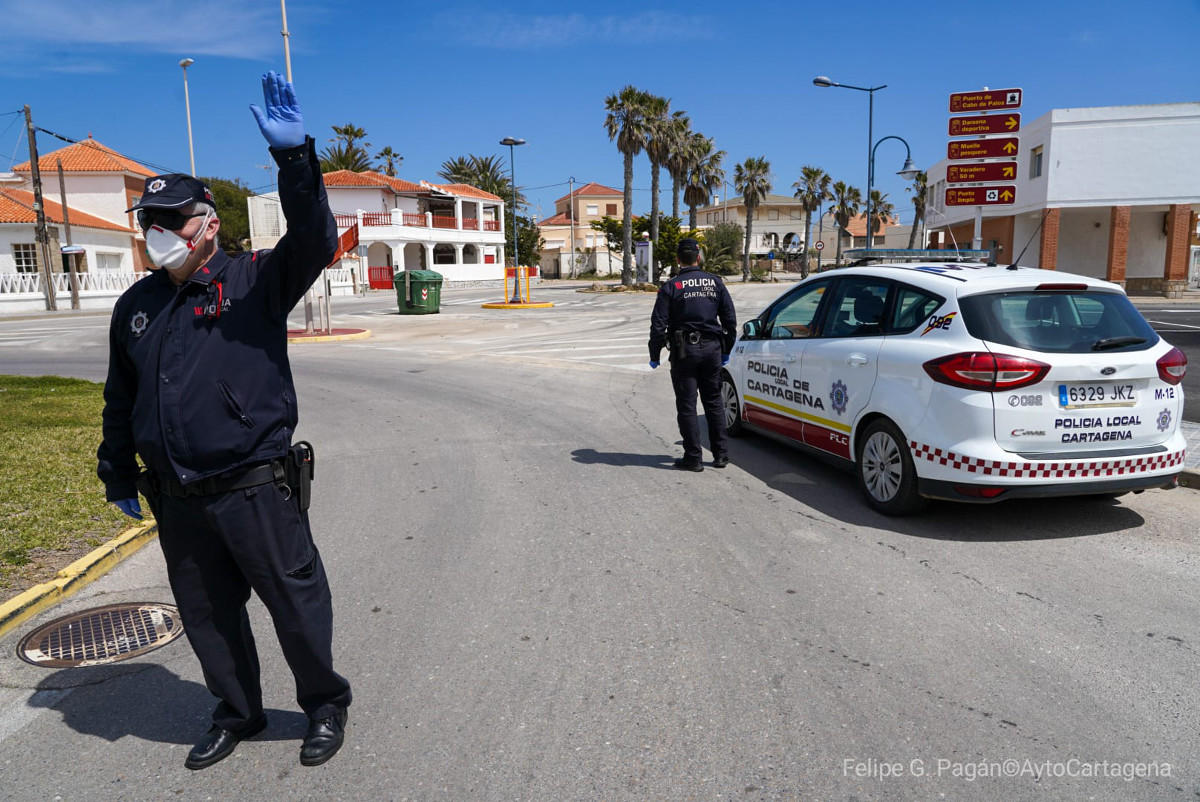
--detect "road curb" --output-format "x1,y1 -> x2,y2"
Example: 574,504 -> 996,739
0,521 -> 158,640
1180,468 -> 1200,490
286,328 -> 371,344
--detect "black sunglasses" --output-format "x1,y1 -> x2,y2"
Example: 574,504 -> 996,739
137,208 -> 207,232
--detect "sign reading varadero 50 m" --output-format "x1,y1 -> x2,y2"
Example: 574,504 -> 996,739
947,162 -> 1018,184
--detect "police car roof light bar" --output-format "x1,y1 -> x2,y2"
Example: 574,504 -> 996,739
843,248 -> 992,264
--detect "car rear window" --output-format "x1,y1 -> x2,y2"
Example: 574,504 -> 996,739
958,290 -> 1159,353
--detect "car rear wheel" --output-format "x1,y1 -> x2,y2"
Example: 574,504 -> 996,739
720,374 -> 744,437
856,419 -> 927,516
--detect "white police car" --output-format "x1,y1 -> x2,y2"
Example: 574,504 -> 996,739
721,251 -> 1188,515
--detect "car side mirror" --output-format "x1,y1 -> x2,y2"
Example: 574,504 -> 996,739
742,319 -> 762,339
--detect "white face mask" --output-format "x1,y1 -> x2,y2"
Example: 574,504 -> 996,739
146,209 -> 211,271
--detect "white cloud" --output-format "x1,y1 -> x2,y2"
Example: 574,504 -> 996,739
0,0 -> 278,68
438,10 -> 716,48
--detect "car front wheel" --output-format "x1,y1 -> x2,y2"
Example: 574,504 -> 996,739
856,419 -> 926,515
720,374 -> 744,437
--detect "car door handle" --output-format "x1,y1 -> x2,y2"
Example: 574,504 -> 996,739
846,353 -> 869,366
785,355 -> 797,363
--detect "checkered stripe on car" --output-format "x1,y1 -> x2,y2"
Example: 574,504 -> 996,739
909,442 -> 1186,479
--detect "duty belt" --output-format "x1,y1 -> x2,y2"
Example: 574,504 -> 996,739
682,331 -> 717,344
152,461 -> 284,498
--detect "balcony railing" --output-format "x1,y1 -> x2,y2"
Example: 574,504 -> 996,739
0,271 -> 145,295
483,220 -> 501,231
362,212 -> 392,226
432,215 -> 458,229
462,218 -> 479,230
402,213 -> 425,227
333,213 -> 357,229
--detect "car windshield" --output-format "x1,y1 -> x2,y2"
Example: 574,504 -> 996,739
958,290 -> 1159,353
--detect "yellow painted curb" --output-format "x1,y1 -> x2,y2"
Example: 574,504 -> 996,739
480,302 -> 555,309
286,329 -> 372,344
0,521 -> 159,639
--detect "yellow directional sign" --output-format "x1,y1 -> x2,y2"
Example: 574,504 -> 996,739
945,185 -> 1017,206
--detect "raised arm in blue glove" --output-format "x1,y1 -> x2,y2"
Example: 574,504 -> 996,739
113,498 -> 143,520
250,71 -> 306,150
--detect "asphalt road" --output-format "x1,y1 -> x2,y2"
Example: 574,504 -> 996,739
1135,304 -> 1200,421
0,284 -> 1197,800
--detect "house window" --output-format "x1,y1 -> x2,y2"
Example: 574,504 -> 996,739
768,209 -> 779,221
96,252 -> 123,270
586,204 -> 599,216
13,243 -> 38,273
606,204 -> 617,215
706,213 -> 711,224
1030,146 -> 1044,179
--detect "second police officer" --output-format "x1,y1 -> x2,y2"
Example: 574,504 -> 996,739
648,238 -> 738,471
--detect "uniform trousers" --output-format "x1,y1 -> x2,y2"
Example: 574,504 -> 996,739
150,477 -> 352,732
669,339 -> 728,463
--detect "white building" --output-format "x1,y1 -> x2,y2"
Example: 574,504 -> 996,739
249,170 -> 507,286
925,102 -> 1200,296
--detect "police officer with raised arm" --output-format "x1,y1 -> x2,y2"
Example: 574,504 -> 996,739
97,72 -> 351,770
648,238 -> 738,471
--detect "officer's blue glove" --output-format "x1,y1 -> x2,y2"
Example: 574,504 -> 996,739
113,498 -> 143,520
649,361 -> 659,370
250,71 -> 305,150
721,355 -> 730,366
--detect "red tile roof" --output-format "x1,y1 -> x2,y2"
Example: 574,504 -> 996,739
427,182 -> 502,202
843,213 -> 900,238
0,188 -> 135,233
13,137 -> 155,178
538,212 -> 573,226
555,181 -> 620,204
321,171 -> 495,200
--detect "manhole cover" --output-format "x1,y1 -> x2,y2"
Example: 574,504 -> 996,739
17,603 -> 185,668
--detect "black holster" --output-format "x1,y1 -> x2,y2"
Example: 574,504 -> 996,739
669,330 -> 689,361
285,441 -> 315,512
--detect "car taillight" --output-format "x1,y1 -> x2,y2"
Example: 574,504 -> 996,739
923,352 -> 1051,391
1157,346 -> 1187,385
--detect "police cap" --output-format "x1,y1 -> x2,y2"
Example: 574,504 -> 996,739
127,174 -> 216,212
676,237 -> 700,261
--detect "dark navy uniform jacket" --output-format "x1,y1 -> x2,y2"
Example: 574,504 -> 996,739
97,138 -> 338,502
648,265 -> 737,362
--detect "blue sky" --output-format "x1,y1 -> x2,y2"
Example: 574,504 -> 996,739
1,0 -> 1197,227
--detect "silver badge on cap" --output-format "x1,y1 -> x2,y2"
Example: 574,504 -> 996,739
147,179 -> 166,193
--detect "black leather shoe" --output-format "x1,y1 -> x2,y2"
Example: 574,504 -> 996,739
185,716 -> 266,770
674,458 -> 704,472
711,455 -> 729,468
300,708 -> 348,766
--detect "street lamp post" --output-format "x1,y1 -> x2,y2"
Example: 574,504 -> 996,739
869,135 -> 920,247
179,58 -> 196,176
813,76 -> 885,248
500,137 -> 526,303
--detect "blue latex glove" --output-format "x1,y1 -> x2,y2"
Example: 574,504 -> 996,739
250,71 -> 305,150
721,355 -> 730,366
113,498 -> 143,520
649,361 -> 659,370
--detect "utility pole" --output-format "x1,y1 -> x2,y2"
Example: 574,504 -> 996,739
57,159 -> 80,310
568,176 -> 575,279
24,105 -> 57,311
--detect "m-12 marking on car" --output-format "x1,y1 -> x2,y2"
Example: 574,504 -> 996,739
920,311 -> 957,336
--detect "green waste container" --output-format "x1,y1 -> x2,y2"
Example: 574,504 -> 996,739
394,270 -> 443,314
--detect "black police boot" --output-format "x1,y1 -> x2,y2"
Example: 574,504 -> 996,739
711,454 -> 729,469
184,715 -> 267,770
300,708 -> 348,766
674,458 -> 704,472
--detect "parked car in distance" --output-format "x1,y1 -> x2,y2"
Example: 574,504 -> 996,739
721,255 -> 1188,515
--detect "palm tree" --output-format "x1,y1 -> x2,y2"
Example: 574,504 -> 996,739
320,123 -> 372,173
376,146 -> 403,177
734,156 -> 772,281
437,154 -> 524,208
604,85 -> 654,285
830,181 -> 862,266
683,137 -> 725,231
319,142 -> 373,173
792,165 -> 832,279
868,189 -> 895,243
665,119 -> 695,220
906,171 -> 928,249
646,102 -> 689,270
